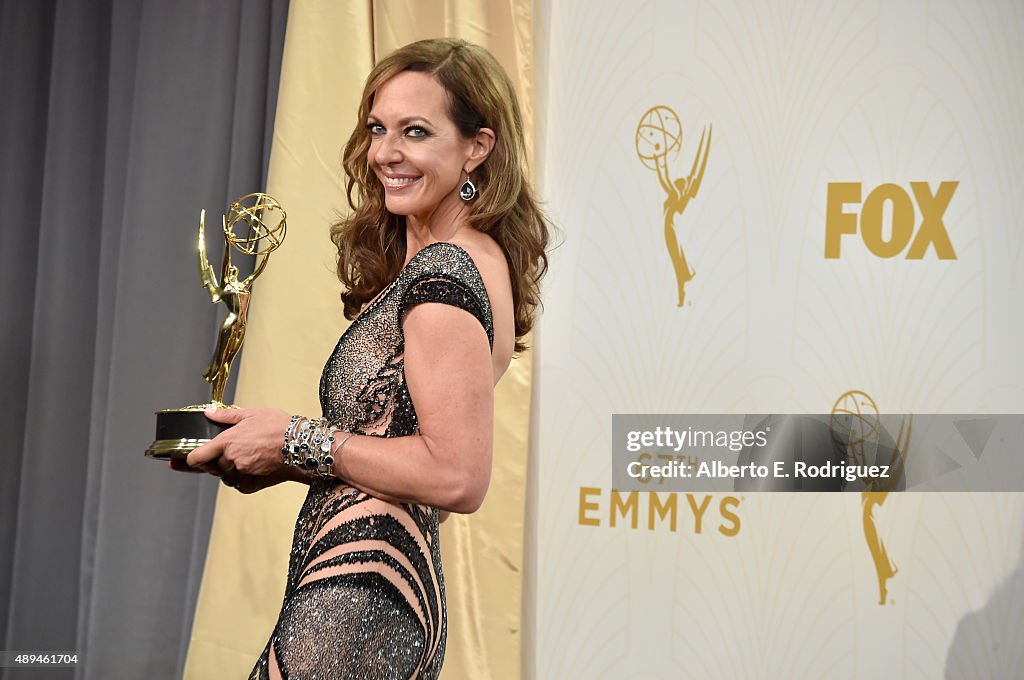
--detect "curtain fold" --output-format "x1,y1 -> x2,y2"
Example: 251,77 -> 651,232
0,1 -> 288,678
185,1 -> 535,678
0,0 -> 59,660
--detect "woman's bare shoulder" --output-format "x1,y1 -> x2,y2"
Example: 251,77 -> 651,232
448,231 -> 515,369
447,230 -> 508,281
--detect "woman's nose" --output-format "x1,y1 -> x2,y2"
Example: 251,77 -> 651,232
373,133 -> 402,165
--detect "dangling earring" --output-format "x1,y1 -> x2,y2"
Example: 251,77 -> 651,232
459,174 -> 478,201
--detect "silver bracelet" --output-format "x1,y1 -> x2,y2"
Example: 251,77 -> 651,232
282,415 -> 345,478
282,415 -> 304,466
331,433 -> 355,476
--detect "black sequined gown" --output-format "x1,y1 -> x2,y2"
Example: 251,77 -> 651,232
249,242 -> 493,680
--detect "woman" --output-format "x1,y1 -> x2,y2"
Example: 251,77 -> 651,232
179,38 -> 549,679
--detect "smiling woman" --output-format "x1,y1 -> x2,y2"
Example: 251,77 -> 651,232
175,38 -> 550,679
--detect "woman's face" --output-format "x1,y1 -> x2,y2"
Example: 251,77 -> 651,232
367,70 -> 478,226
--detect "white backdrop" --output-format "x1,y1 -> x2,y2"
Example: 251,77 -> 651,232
529,0 -> 1024,677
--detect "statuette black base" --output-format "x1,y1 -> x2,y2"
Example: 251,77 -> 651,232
145,403 -> 232,460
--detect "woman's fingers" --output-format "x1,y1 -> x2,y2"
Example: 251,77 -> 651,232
169,457 -> 215,474
186,437 -> 223,468
168,458 -> 201,473
203,405 -> 250,425
169,455 -> 222,477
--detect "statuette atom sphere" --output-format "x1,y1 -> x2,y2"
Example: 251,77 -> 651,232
224,193 -> 287,256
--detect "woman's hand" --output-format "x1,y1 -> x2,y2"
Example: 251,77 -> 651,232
185,407 -> 294,483
170,448 -> 309,493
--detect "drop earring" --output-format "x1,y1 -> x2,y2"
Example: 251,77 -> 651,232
459,174 -> 478,201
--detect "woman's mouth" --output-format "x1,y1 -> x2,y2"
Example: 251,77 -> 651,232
383,176 -> 421,191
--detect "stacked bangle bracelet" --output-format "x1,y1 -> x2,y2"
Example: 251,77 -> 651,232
282,416 -> 353,478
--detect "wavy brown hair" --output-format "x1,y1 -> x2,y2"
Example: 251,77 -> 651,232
331,38 -> 549,353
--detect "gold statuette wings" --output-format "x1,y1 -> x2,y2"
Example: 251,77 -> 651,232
197,209 -> 225,303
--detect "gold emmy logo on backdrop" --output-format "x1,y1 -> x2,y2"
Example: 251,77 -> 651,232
635,106 -> 712,307
145,193 -> 287,460
830,390 -> 912,605
824,182 -> 958,259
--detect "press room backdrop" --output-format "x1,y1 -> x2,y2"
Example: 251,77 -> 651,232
528,0 -> 1023,678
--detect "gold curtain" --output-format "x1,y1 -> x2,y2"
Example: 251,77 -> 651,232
183,1 -> 534,678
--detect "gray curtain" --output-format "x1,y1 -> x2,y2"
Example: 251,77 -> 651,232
0,1 -> 289,677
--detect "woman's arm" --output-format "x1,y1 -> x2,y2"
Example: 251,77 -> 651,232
333,301 -> 494,511
185,301 -> 494,513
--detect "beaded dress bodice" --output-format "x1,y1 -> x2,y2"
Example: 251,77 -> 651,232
319,242 -> 494,434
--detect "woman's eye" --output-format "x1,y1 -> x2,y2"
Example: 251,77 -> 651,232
405,126 -> 429,138
367,123 -> 385,135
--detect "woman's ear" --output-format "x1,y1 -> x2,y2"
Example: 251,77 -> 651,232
464,127 -> 495,173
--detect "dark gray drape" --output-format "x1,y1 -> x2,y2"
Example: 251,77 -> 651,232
0,1 -> 289,678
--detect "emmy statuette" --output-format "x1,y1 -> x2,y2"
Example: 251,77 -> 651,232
145,193 -> 287,460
